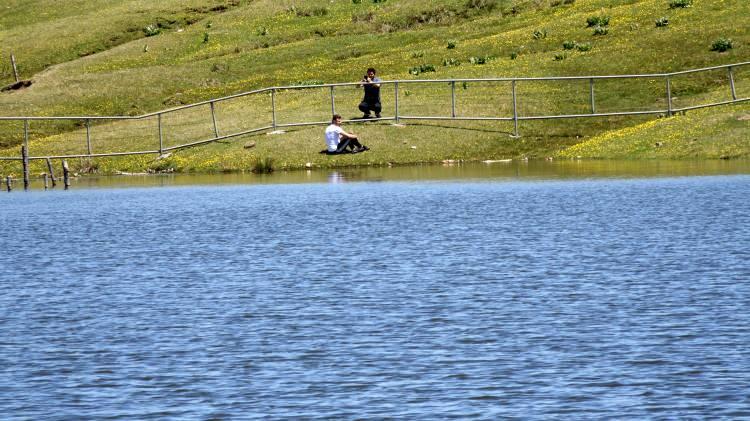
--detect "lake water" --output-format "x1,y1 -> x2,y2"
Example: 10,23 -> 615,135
2,161 -> 750,419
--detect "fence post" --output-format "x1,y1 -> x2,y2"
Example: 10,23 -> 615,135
271,89 -> 277,129
46,158 -> 57,187
394,82 -> 400,123
24,119 -> 29,148
589,78 -> 596,114
210,101 -> 220,138
330,86 -> 336,116
23,119 -> 30,190
451,81 -> 456,118
85,119 -> 92,155
511,80 -> 519,137
62,160 -> 70,190
666,76 -> 673,116
43,173 -> 48,190
5,176 -> 11,192
10,53 -> 20,83
728,66 -> 737,101
22,145 -> 29,191
157,113 -> 164,154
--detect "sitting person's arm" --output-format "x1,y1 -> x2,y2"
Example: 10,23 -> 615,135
339,128 -> 357,139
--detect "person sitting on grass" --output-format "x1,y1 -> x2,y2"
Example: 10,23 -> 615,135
323,114 -> 369,155
358,67 -> 382,119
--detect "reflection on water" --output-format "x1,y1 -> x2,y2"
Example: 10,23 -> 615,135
7,160 -> 750,191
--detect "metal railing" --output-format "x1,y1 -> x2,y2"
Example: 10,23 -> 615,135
1,61 -> 748,162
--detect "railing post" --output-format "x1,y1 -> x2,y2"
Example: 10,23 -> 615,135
85,119 -> 92,155
210,101 -> 219,138
62,160 -> 70,190
330,86 -> 336,116
10,53 -> 20,83
271,89 -> 277,129
728,66 -> 737,101
157,113 -> 164,154
23,119 -> 30,189
46,158 -> 57,187
21,145 -> 29,191
511,80 -> 519,137
589,78 -> 596,114
451,81 -> 456,118
394,82 -> 400,123
23,119 -> 29,149
666,76 -> 673,116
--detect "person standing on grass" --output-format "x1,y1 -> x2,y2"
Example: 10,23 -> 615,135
358,67 -> 382,119
324,114 -> 369,155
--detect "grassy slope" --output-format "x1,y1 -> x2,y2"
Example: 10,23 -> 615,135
1,0 -> 749,175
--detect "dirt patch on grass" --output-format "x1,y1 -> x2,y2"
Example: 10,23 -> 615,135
1,80 -> 32,92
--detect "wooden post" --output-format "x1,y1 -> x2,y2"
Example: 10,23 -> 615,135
5,176 -> 11,192
43,173 -> 49,190
451,81 -> 456,118
46,158 -> 57,187
62,160 -> 70,190
22,145 -> 29,191
10,54 -> 20,83
511,80 -> 519,137
666,76 -> 673,117
210,102 -> 219,138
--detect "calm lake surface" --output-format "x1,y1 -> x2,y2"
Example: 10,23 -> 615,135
2,161 -> 750,419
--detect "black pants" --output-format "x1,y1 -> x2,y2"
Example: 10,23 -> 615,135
325,137 -> 363,155
359,100 -> 381,115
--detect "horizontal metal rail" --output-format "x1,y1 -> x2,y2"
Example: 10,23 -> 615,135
1,61 -> 748,163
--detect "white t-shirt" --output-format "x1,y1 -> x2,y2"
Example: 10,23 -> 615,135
325,124 -> 343,152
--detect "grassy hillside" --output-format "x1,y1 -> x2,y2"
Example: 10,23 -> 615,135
1,0 -> 749,175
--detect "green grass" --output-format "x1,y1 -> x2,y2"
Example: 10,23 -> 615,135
1,0 -> 749,176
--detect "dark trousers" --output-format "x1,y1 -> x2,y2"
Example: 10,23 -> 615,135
325,136 -> 363,155
359,100 -> 381,115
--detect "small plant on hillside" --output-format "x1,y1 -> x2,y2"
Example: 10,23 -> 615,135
352,0 -> 362,3
372,0 -> 387,3
576,42 -> 592,52
442,57 -> 461,66
469,55 -> 495,64
288,6 -> 329,17
562,40 -> 577,50
668,0 -> 692,8
203,32 -> 210,43
409,64 -> 436,75
592,26 -> 609,36
655,17 -> 669,27
710,38 -> 733,52
252,157 -> 275,174
533,29 -> 548,40
586,15 -> 610,27
411,50 -> 425,58
554,53 -> 566,61
447,40 -> 457,49
143,24 -> 161,37
257,26 -> 269,36
465,0 -> 497,11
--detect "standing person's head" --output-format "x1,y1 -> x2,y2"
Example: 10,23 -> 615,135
366,68 -> 376,78
332,114 -> 342,125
